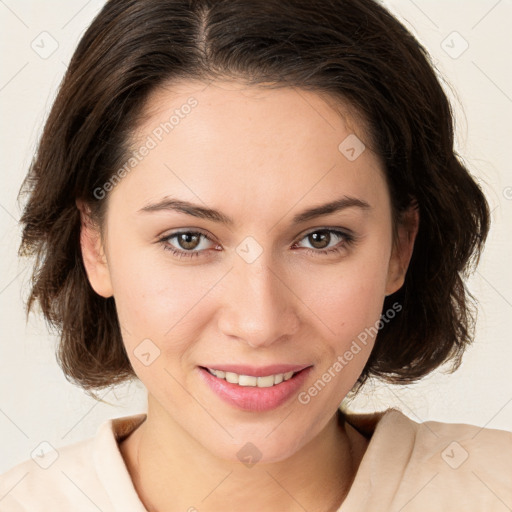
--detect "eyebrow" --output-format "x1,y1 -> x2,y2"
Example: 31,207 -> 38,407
138,195 -> 371,225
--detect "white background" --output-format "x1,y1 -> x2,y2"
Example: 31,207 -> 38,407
0,0 -> 511,474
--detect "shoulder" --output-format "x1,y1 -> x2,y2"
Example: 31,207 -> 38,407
400,410 -> 512,510
0,434 -> 104,511
0,414 -> 147,512
343,407 -> 512,511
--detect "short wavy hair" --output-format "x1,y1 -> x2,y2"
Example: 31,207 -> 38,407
18,0 -> 490,399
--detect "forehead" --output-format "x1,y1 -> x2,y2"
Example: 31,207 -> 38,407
111,79 -> 388,223
136,79 -> 371,150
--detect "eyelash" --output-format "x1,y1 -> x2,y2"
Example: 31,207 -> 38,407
157,228 -> 356,260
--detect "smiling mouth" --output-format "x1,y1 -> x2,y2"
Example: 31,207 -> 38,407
201,367 -> 303,388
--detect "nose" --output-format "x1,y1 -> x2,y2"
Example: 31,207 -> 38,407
217,256 -> 301,348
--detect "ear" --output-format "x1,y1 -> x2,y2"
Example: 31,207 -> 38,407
385,203 -> 419,296
76,199 -> 113,298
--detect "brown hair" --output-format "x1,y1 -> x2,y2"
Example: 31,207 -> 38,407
18,0 -> 490,399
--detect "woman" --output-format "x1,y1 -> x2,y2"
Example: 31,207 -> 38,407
1,0 -> 510,510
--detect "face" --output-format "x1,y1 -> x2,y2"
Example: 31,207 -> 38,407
80,80 -> 416,463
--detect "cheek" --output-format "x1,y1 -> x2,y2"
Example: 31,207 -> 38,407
108,257 -> 209,388
106,238 -> 208,351
297,247 -> 391,338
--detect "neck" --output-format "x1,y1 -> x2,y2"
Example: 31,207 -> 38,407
120,401 -> 368,512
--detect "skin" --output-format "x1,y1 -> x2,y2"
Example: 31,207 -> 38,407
78,80 -> 418,512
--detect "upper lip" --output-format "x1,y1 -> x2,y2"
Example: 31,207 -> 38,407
200,364 -> 312,377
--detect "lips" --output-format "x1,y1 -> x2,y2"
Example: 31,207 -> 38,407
198,364 -> 313,412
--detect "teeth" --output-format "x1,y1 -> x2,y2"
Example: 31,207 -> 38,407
225,372 -> 238,384
239,375 -> 258,386
207,368 -> 298,387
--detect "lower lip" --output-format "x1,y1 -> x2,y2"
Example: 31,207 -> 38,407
198,366 -> 312,412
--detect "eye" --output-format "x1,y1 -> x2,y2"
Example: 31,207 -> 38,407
157,227 -> 355,260
293,228 -> 355,256
158,230 -> 218,259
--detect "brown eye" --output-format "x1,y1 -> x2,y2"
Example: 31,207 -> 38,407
158,230 -> 217,259
294,228 -> 355,257
307,230 -> 332,249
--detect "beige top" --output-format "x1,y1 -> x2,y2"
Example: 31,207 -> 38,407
0,407 -> 511,511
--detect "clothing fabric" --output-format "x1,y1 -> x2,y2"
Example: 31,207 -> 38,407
0,407 -> 510,511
